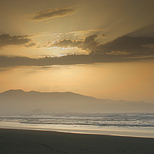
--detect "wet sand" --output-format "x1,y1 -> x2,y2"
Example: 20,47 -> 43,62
0,128 -> 154,154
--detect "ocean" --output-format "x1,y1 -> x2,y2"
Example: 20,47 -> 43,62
0,113 -> 154,138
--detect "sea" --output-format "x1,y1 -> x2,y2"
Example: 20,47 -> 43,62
0,113 -> 154,138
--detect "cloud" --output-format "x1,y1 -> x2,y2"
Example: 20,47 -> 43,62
50,34 -> 154,57
128,23 -> 154,37
0,34 -> 33,48
50,34 -> 98,52
0,53 -> 154,69
24,42 -> 36,47
31,7 -> 75,21
97,36 -> 154,56
65,29 -> 105,38
1,34 -> 154,68
50,39 -> 82,48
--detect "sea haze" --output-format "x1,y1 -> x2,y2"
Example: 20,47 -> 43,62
0,90 -> 154,137
0,90 -> 154,115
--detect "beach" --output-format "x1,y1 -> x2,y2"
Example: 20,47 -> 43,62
0,128 -> 154,154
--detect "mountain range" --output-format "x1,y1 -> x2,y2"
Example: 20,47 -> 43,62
0,90 -> 154,114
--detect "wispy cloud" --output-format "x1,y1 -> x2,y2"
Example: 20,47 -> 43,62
0,34 -> 34,48
31,7 -> 76,21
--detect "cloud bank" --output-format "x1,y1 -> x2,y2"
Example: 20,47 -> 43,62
1,34 -> 154,68
0,34 -> 34,48
31,7 -> 75,21
50,34 -> 154,57
0,54 -> 153,69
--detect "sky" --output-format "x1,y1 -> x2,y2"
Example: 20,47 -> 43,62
0,0 -> 154,103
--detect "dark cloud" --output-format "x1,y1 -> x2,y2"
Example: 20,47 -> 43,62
84,34 -> 97,44
0,53 -> 154,69
51,34 -> 98,52
31,7 -> 75,21
24,42 -> 36,47
52,39 -> 82,48
97,36 -> 154,57
51,35 -> 154,57
1,35 -> 154,68
0,34 -> 32,48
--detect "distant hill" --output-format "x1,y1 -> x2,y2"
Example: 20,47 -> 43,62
0,89 -> 154,114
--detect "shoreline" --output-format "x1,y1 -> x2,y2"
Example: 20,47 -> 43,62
0,121 -> 154,138
0,127 -> 154,139
0,128 -> 154,154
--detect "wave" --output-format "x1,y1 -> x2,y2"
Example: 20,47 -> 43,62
1,113 -> 154,128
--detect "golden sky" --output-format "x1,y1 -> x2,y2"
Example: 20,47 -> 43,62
0,0 -> 154,103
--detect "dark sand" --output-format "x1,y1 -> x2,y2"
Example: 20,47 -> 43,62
0,128 -> 154,154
